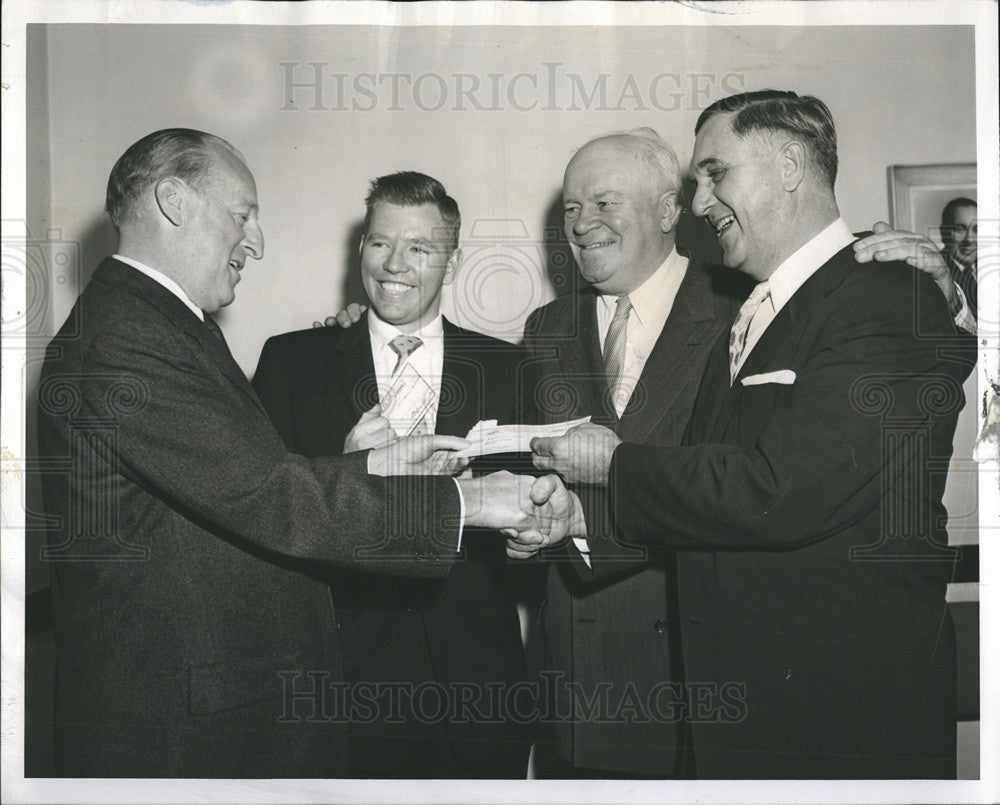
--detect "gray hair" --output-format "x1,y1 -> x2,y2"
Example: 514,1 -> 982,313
578,128 -> 682,195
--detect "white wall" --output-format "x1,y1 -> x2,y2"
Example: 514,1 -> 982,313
34,23 -> 976,369
25,23 -> 978,589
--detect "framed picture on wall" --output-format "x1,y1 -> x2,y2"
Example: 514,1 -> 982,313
887,162 -> 977,247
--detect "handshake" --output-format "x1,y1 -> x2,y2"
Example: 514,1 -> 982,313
362,410 -> 602,558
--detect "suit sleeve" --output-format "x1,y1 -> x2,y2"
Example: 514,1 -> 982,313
251,336 -> 296,451
597,268 -> 971,552
71,319 -> 460,577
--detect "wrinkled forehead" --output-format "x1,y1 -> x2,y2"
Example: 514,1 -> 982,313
564,140 -> 658,197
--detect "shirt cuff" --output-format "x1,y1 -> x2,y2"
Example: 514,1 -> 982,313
951,284 -> 977,333
453,477 -> 465,551
572,537 -> 592,569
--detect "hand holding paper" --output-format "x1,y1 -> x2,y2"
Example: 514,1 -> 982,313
531,422 -> 623,485
344,404 -> 397,452
457,416 -> 592,458
368,434 -> 471,476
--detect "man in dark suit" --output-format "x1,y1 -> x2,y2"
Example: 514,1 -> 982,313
520,129 -> 746,778
252,172 -> 535,778
37,131 -> 566,777
522,91 -> 974,778
939,197 -> 978,319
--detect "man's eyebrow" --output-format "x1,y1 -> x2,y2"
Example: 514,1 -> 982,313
695,157 -> 723,170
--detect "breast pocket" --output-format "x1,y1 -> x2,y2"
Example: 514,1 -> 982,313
733,382 -> 794,447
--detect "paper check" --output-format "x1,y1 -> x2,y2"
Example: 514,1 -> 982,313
456,416 -> 591,458
381,365 -> 436,436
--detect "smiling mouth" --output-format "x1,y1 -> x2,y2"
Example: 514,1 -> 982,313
379,281 -> 414,295
711,215 -> 735,236
578,240 -> 615,251
228,259 -> 243,272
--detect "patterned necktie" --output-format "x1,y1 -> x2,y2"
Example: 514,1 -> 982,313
389,334 -> 423,376
603,294 -> 632,404
729,281 -> 771,384
387,334 -> 430,435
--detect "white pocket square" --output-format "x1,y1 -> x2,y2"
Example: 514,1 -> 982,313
741,370 -> 796,386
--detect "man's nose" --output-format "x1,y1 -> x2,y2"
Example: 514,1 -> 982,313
691,181 -> 713,218
572,207 -> 598,237
244,222 -> 264,260
384,243 -> 408,273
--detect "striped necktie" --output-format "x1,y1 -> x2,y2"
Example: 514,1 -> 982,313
603,294 -> 632,406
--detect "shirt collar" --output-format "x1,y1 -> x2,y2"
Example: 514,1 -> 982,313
113,253 -> 205,321
597,247 -> 686,325
367,310 -> 445,351
766,218 -> 855,314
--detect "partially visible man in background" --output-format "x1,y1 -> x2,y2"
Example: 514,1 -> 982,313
253,172 -> 536,778
940,197 -> 978,318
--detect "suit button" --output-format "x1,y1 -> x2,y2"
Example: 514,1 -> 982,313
653,619 -> 667,634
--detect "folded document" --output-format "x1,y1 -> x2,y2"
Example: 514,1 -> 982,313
457,416 -> 591,458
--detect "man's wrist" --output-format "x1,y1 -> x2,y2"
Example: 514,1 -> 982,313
569,491 -> 587,539
455,477 -> 482,525
365,447 -> 384,476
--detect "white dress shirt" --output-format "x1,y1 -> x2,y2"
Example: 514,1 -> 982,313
595,248 -> 688,417
113,254 -> 204,321
576,248 -> 688,563
367,312 -> 446,429
732,218 -> 855,378
366,311 -> 466,547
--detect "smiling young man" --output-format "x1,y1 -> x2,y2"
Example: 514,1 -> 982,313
252,172 -> 536,779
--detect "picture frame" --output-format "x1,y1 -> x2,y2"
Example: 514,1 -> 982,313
887,162 -> 977,246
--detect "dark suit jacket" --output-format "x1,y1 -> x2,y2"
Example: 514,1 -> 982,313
602,247 -> 973,778
943,250 -> 978,319
252,314 -> 535,775
37,258 -> 461,777
522,257 -> 746,774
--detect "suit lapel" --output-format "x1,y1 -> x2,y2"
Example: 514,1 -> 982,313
618,260 -> 722,443
97,258 -> 269,417
436,320 -> 483,437
332,312 -> 380,418
568,291 -> 616,424
713,247 -> 851,440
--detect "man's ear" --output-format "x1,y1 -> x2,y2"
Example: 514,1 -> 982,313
443,247 -> 462,285
154,178 -> 187,227
658,190 -> 683,234
358,234 -> 366,259
780,141 -> 806,192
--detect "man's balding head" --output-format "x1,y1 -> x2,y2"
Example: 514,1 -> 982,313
106,128 -> 245,230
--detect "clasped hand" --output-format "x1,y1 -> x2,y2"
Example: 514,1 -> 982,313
457,471 -> 583,559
